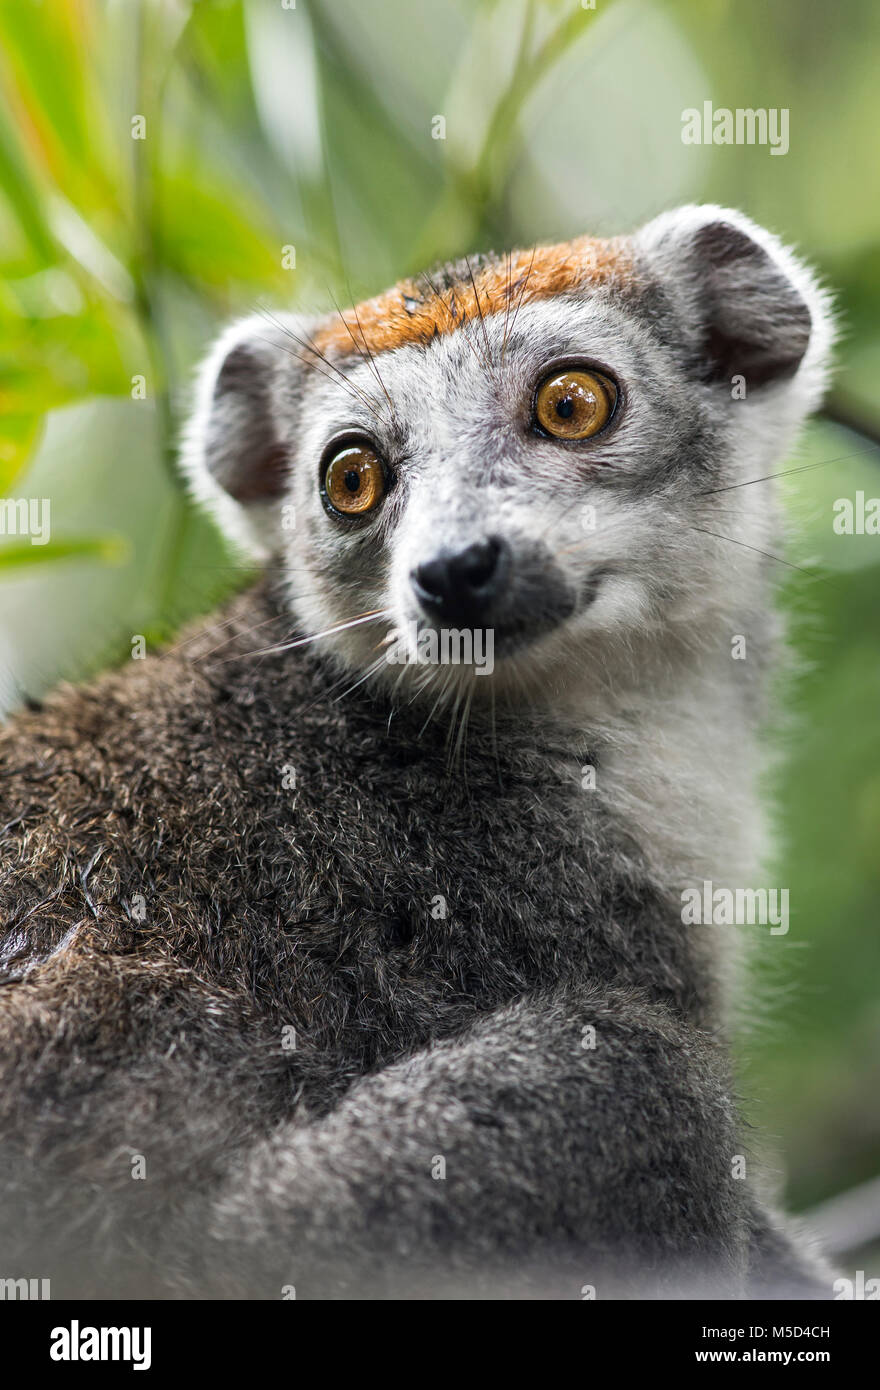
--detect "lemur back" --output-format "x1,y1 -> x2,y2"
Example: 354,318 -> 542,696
0,205 -> 833,1298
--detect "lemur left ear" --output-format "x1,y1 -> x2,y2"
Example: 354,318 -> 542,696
633,205 -> 832,391
180,313 -> 309,556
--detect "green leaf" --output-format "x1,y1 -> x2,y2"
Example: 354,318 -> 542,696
0,534 -> 129,570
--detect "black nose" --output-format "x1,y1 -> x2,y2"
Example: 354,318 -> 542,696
411,536 -> 509,625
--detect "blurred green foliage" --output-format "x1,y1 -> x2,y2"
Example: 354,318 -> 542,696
0,0 -> 878,1237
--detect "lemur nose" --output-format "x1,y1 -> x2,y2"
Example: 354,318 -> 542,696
411,536 -> 509,625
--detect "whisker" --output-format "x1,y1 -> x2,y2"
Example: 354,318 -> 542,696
191,611 -> 291,662
256,331 -> 372,416
695,447 -> 880,497
500,250 -> 515,362
685,525 -> 815,575
347,287 -> 399,427
455,683 -> 475,784
464,255 -> 496,382
502,247 -> 537,361
418,270 -> 491,376
489,681 -> 503,790
255,304 -> 386,426
333,655 -> 387,703
163,608 -> 262,659
215,608 -> 392,663
297,640 -> 397,715
327,283 -> 397,427
417,667 -> 452,737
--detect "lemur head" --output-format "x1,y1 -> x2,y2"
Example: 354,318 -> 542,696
184,205 -> 832,702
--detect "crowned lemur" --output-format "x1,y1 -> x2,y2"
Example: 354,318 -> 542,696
0,206 -> 834,1299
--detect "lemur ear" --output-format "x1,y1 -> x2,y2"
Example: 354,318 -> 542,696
181,313 -> 307,553
634,205 -> 831,390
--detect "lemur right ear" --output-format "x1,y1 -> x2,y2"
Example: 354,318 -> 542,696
181,313 -> 307,555
634,205 -> 833,395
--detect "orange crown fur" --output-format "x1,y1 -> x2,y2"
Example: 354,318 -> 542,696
312,235 -> 633,360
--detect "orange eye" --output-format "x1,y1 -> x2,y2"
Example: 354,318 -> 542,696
534,369 -> 616,440
323,443 -> 386,516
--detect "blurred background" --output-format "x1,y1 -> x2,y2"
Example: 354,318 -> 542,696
1,0 -> 878,1277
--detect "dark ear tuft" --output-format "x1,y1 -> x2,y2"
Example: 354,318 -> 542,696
181,313 -> 314,554
635,206 -> 830,393
207,344 -> 289,503
691,220 -> 812,386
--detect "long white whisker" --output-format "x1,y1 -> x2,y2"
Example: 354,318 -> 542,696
224,609 -> 393,662
333,656 -> 387,703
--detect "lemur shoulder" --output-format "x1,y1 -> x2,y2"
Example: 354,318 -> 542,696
0,205 -> 834,1298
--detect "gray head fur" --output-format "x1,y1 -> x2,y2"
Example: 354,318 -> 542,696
184,203 -> 831,699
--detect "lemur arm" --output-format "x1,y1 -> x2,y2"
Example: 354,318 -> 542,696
206,986 -> 750,1299
0,952 -> 820,1298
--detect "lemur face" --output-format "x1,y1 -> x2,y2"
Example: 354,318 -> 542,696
185,205 -> 831,701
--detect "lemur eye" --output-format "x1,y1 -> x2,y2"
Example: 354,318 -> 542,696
323,443 -> 386,516
534,369 -> 616,440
